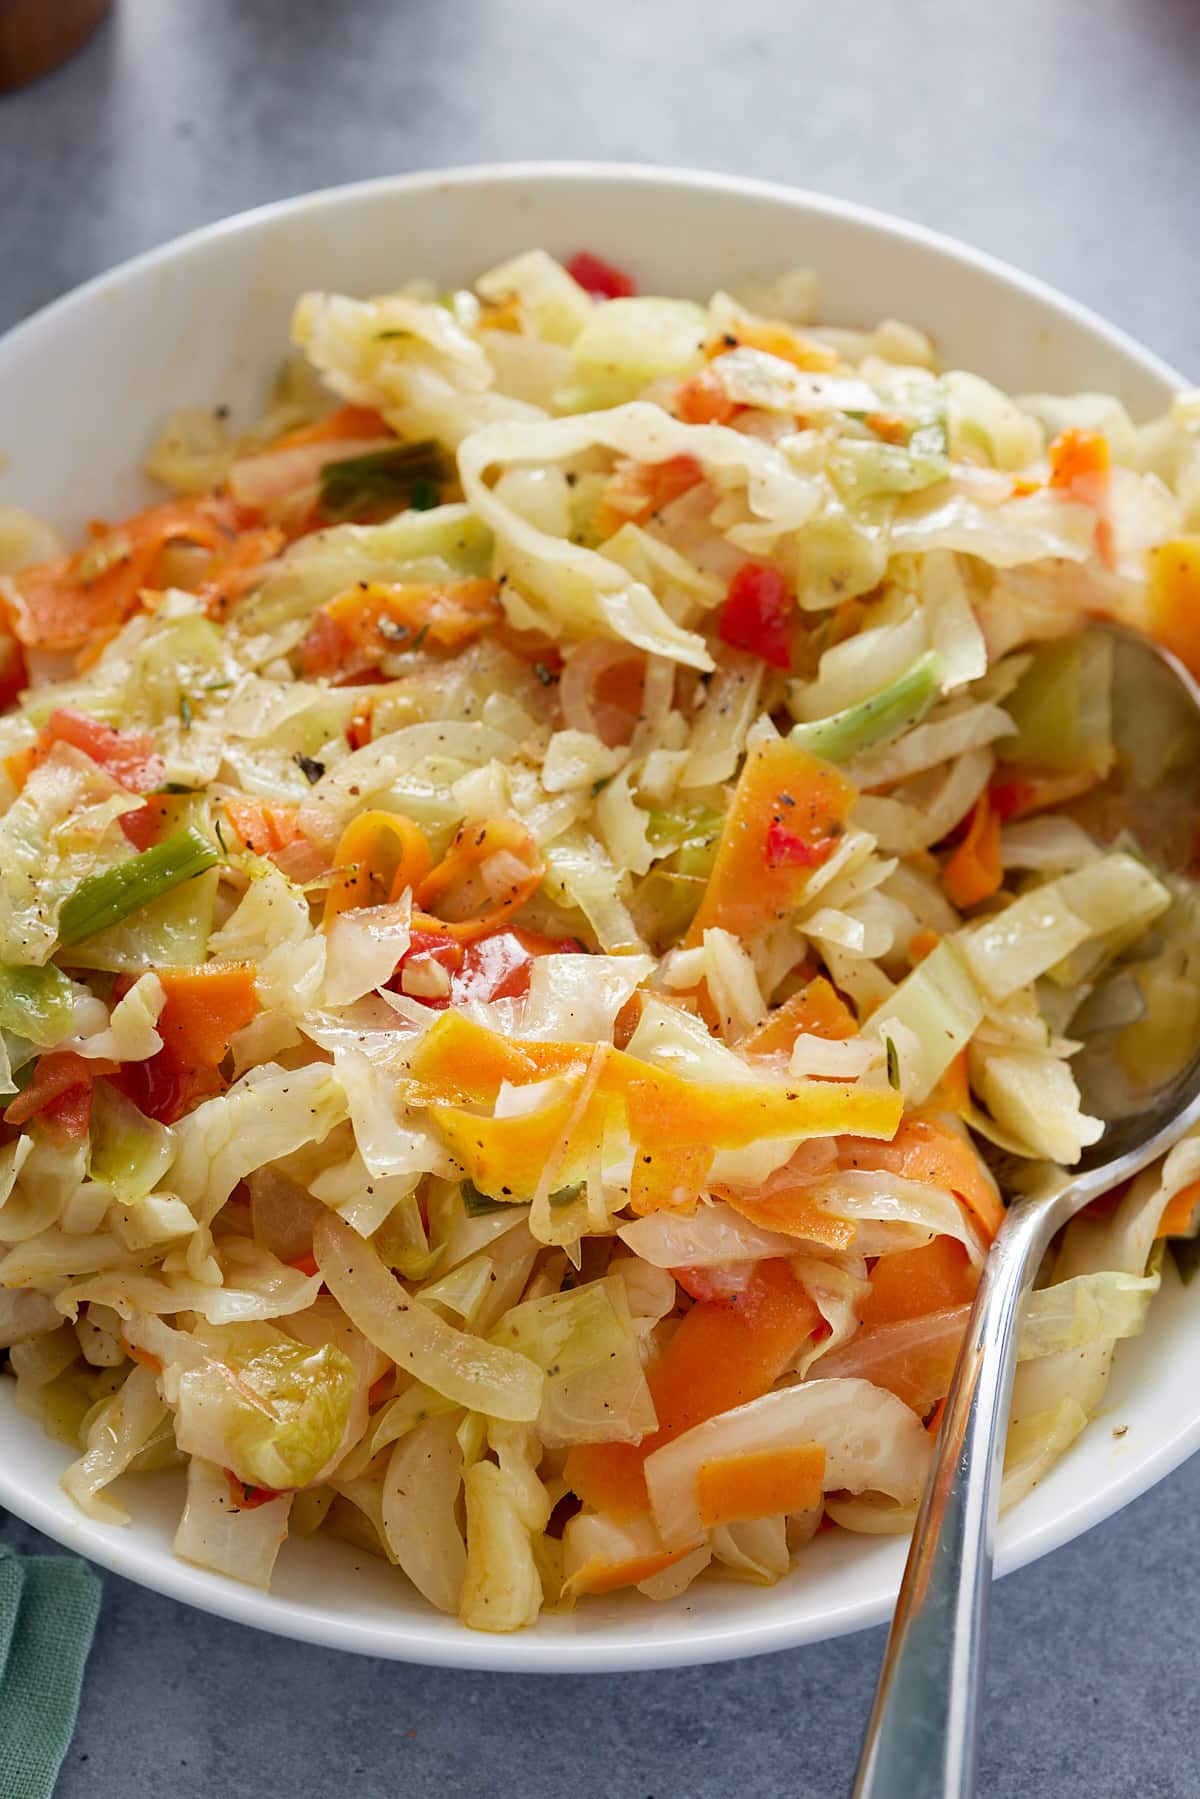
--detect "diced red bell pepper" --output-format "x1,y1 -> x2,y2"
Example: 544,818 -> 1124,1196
387,930 -> 465,1008
565,252 -> 637,300
40,709 -> 166,794
390,926 -> 581,1009
225,1470 -> 283,1510
453,927 -> 580,1003
718,565 -> 795,670
4,1051 -> 119,1138
111,1059 -> 224,1126
765,818 -> 834,869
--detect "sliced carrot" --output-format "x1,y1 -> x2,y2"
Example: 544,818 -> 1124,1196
7,496 -> 236,651
629,1143 -> 712,1217
707,317 -> 838,374
1155,1178 -> 1200,1240
225,798 -> 307,859
942,792 -> 1002,910
408,1011 -> 585,1104
929,1048 -> 971,1114
414,817 -> 543,942
686,740 -> 856,947
859,1236 -> 978,1327
155,964 -> 260,1069
718,1181 -> 855,1250
564,1259 -> 821,1519
908,928 -> 941,964
840,1114 -> 1004,1240
567,1548 -> 691,1596
821,1304 -> 972,1415
674,368 -> 737,426
124,1340 -> 163,1375
301,578 -> 502,676
273,404 -> 391,450
1048,427 -> 1110,495
201,524 -> 284,615
593,455 -> 703,539
696,1442 -> 826,1528
1146,538 -> 1200,680
324,811 -> 433,923
742,976 -> 856,1057
624,1067 -> 899,1155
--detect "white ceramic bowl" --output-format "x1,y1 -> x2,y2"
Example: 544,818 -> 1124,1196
0,164 -> 1192,1672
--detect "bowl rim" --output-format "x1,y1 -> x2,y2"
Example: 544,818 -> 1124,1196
0,159 -> 1192,1672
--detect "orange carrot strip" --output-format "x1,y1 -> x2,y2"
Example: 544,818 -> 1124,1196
696,1443 -> 826,1528
301,578 -> 501,675
323,811 -> 433,924
742,976 -> 856,1056
942,793 -> 1002,910
593,456 -> 703,538
224,798 -> 306,858
821,1305 -> 972,1415
859,1237 -> 978,1328
564,1260 -> 820,1520
1146,538 -> 1200,680
718,1182 -> 855,1250
567,1548 -> 691,1596
686,740 -> 856,946
674,368 -> 737,426
707,317 -> 838,374
414,818 -> 543,942
1155,1178 -> 1200,1240
7,496 -> 236,651
840,1115 -> 1004,1241
1048,427 -> 1110,491
273,404 -> 391,450
629,1144 -> 712,1217
154,964 -> 260,1069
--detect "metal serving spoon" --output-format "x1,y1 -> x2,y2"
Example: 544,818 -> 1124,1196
853,626 -> 1200,1799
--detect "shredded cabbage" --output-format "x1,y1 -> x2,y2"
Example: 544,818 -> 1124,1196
1,246 -> 1194,1633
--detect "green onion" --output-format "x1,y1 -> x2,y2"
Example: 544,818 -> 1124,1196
549,1182 -> 584,1209
790,650 -> 943,763
884,1034 -> 901,1091
318,442 -> 451,523
58,828 -> 221,947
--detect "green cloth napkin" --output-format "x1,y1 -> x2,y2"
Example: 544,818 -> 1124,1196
0,1542 -> 100,1799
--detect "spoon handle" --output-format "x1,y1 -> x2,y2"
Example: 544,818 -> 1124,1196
851,1194 -> 1064,1799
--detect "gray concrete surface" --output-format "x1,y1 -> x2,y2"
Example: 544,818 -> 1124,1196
3,0 -> 1200,1792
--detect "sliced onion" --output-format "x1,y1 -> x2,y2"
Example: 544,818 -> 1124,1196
60,1364 -> 167,1525
380,1411 -> 467,1614
816,1303 -> 971,1413
173,1455 -> 292,1589
559,641 -> 646,746
618,1201 -> 795,1269
313,1211 -> 543,1422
